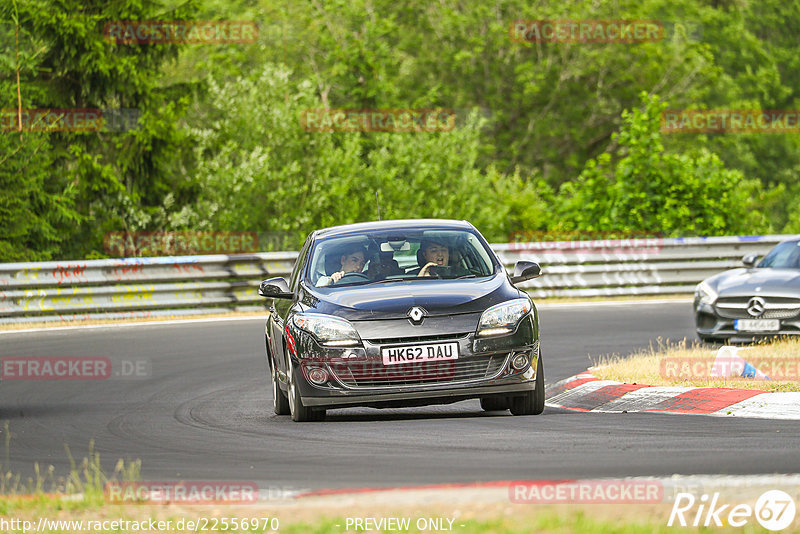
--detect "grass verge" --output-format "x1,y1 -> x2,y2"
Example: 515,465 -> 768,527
590,338 -> 800,391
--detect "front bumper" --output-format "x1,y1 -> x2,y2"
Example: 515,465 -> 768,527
694,300 -> 800,341
290,314 -> 539,409
302,381 -> 537,408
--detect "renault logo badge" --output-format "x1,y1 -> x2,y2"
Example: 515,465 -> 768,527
407,306 -> 426,325
746,296 -> 766,317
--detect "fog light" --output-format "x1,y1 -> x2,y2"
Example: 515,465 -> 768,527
511,353 -> 529,371
307,367 -> 329,385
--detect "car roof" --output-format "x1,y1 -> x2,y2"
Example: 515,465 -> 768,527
311,219 -> 475,239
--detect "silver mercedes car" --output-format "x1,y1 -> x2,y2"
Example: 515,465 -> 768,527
694,238 -> 800,342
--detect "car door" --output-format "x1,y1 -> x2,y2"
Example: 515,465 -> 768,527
269,235 -> 312,378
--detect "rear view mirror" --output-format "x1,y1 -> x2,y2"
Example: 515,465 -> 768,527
742,254 -> 759,268
510,261 -> 542,284
258,277 -> 293,299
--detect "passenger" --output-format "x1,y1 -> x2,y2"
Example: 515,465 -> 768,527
316,245 -> 367,286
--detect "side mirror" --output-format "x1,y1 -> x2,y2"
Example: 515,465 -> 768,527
510,260 -> 542,284
258,277 -> 293,299
742,254 -> 759,268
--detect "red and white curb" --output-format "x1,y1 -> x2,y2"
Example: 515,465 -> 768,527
546,373 -> 800,420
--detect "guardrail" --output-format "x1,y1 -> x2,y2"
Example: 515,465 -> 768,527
0,234 -> 795,324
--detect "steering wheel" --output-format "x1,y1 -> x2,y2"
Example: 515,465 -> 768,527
335,272 -> 370,284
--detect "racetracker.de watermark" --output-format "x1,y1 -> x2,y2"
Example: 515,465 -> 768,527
509,479 -> 664,503
0,108 -> 140,133
105,481 -> 258,504
510,20 -> 664,43
0,357 -> 150,380
104,231 -> 259,256
507,236 -> 664,254
307,360 -> 457,384
508,229 -> 663,243
103,20 -> 258,44
301,109 -> 456,132
661,357 -> 800,381
661,110 -> 800,134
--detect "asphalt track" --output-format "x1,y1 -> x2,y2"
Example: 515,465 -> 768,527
1,300 -> 799,491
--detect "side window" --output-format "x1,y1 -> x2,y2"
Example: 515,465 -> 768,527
289,237 -> 312,291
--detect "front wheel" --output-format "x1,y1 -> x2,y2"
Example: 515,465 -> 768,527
288,359 -> 326,422
510,354 -> 545,416
270,357 -> 290,416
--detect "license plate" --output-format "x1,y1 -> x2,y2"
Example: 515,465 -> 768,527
734,319 -> 780,332
381,342 -> 459,366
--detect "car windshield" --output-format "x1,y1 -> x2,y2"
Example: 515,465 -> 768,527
306,228 -> 497,288
758,240 -> 800,269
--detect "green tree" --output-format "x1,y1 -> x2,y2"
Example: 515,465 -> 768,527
1,0 -> 198,260
173,63 -> 546,243
557,93 -> 768,236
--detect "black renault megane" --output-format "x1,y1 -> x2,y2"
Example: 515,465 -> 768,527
258,219 -> 543,422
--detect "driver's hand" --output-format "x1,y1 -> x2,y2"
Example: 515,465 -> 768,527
331,271 -> 345,283
418,262 -> 438,277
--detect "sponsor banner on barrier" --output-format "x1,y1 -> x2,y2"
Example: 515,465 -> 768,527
661,109 -> 800,134
509,479 -> 664,503
104,231 -> 260,257
103,20 -> 258,44
0,357 -> 150,380
0,108 -> 140,132
105,481 -> 259,504
301,108 -> 456,132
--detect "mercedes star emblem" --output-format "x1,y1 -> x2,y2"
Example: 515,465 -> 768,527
746,296 -> 766,317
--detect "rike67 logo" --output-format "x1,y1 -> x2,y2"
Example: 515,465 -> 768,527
669,490 -> 796,531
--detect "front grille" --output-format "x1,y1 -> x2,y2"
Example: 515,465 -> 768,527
329,354 -> 509,389
365,332 -> 471,345
715,297 -> 800,320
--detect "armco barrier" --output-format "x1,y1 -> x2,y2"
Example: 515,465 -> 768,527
0,235 -> 795,324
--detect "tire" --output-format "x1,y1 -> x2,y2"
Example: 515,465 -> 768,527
270,357 -> 290,416
480,397 -> 510,411
288,359 -> 326,422
510,354 -> 545,416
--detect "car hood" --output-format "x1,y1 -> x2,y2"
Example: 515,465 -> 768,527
300,274 -> 520,321
712,268 -> 800,297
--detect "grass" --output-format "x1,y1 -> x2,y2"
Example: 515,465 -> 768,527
590,337 -> 800,391
0,497 -> 732,534
0,429 -> 140,515
278,512 -> 687,534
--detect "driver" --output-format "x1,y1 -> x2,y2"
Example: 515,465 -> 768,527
416,238 -> 469,277
316,245 -> 367,286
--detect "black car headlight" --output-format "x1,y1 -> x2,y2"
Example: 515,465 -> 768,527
292,313 -> 361,347
695,281 -> 718,306
476,298 -> 532,337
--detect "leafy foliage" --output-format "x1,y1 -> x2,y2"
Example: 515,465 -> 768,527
557,93 -> 768,235
1,0 -> 799,261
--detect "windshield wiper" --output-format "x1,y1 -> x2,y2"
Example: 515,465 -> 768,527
362,278 -> 409,285
454,274 -> 478,279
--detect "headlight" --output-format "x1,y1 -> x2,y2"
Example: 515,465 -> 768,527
293,313 -> 361,347
476,298 -> 532,337
695,281 -> 718,306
